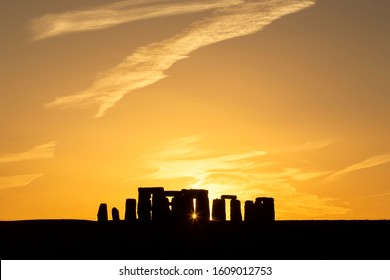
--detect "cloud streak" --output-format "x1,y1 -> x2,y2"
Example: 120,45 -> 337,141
44,0 -> 316,117
32,0 -> 244,41
0,142 -> 56,164
140,136 -> 350,219
326,152 -> 390,181
269,140 -> 333,154
0,174 -> 43,190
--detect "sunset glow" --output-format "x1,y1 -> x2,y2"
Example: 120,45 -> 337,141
1,0 -> 389,221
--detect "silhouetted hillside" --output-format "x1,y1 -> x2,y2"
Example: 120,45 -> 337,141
1,219 -> 389,259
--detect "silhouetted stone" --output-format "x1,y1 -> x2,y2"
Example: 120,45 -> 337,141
221,195 -> 237,200
171,194 -> 186,222
180,189 -> 210,222
255,197 -> 275,221
265,197 -> 275,221
218,195 -> 241,222
125,199 -> 136,222
170,189 -> 210,223
164,191 -> 182,197
244,200 -> 255,222
212,199 -> 226,221
182,192 -> 195,222
134,187 -> 270,225
112,207 -> 120,221
138,191 -> 151,222
97,203 -> 108,222
230,199 -> 242,222
163,190 -> 181,221
138,187 -> 164,222
195,190 -> 210,222
171,191 -> 199,223
152,192 -> 170,222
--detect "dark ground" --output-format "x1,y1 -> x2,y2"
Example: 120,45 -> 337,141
0,219 -> 389,260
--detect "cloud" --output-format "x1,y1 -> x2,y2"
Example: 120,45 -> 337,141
291,171 -> 329,181
32,0 -> 244,41
0,141 -> 56,164
44,0 -> 315,117
0,174 -> 43,190
140,136 -> 350,219
355,192 -> 390,199
325,152 -> 390,181
269,140 -> 333,154
143,137 -> 266,183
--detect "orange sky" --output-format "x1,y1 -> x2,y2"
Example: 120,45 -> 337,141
1,0 -> 390,220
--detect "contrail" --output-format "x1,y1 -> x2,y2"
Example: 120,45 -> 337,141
325,152 -> 390,181
32,0 -> 243,41
0,141 -> 56,163
0,174 -> 44,190
44,0 -> 315,117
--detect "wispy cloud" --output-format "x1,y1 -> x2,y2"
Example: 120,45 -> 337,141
140,136 -> 350,219
354,192 -> 390,199
269,140 -> 333,154
32,0 -> 244,41
325,152 -> 390,181
44,0 -> 316,117
145,147 -> 266,183
291,171 -> 329,181
0,174 -> 43,190
0,141 -> 56,164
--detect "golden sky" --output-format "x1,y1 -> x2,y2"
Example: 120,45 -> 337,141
1,0 -> 390,220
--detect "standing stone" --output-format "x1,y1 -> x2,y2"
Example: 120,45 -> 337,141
255,197 -> 275,221
244,200 -> 255,222
112,207 -> 120,221
97,203 -> 108,222
171,194 -> 185,222
125,198 -> 136,222
230,199 -> 242,222
263,197 -> 275,221
138,187 -> 165,222
138,189 -> 152,222
212,199 -> 226,221
152,192 -> 170,222
255,198 -> 266,221
195,190 -> 210,222
182,193 -> 194,221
